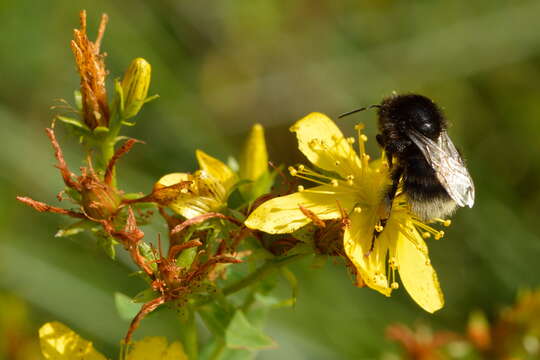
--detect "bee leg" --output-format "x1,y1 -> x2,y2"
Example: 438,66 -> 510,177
384,166 -> 403,214
365,218 -> 388,257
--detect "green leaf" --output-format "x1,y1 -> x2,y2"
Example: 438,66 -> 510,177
220,348 -> 253,360
225,310 -> 275,350
198,302 -> 234,338
200,341 -> 254,360
114,292 -> 142,321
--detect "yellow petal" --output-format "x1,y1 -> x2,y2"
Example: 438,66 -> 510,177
128,337 -> 188,360
290,113 -> 362,179
343,211 -> 391,296
395,220 -> 444,313
196,150 -> 237,192
155,173 -> 191,188
239,123 -> 268,181
39,322 -> 107,360
245,185 -> 356,234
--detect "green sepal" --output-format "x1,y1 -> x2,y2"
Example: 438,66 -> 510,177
144,94 -> 159,104
121,120 -> 136,127
55,116 -> 91,132
95,233 -> 119,260
138,242 -> 158,271
92,126 -> 109,136
177,246 -> 198,269
55,219 -> 94,238
63,187 -> 82,204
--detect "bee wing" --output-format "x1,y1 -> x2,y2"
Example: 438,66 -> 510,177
408,129 -> 475,208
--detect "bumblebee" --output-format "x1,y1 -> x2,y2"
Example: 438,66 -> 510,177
340,93 -> 475,221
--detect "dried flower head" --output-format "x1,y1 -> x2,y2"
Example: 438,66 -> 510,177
71,10 -> 110,129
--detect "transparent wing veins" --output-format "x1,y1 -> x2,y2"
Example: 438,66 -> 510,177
408,129 -> 475,208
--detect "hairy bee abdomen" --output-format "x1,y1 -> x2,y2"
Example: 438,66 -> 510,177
404,167 -> 457,221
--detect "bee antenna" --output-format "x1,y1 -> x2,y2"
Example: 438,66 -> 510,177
338,104 -> 380,119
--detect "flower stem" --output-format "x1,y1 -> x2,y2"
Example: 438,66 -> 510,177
180,306 -> 198,360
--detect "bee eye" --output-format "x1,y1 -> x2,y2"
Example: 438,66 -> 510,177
418,122 -> 434,134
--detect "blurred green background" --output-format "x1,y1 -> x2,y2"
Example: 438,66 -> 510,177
2,0 -> 540,359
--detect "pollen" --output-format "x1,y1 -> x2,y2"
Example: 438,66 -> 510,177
375,224 -> 384,232
442,219 -> 451,227
346,175 -> 354,185
354,206 -> 362,213
288,166 -> 297,176
391,282 -> 399,289
360,134 -> 368,142
297,185 -> 304,192
434,231 -> 445,240
422,232 -> 431,239
354,123 -> 365,131
331,179 -> 339,187
347,137 -> 355,144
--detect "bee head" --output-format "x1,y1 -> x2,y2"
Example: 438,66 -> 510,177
385,94 -> 445,140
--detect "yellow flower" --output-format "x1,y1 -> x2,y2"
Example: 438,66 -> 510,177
155,150 -> 237,219
245,112 -> 446,313
39,321 -> 188,360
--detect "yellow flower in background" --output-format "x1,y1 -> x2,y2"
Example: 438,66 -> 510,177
40,322 -> 108,360
39,322 -> 188,360
245,112 -> 445,313
155,150 -> 237,219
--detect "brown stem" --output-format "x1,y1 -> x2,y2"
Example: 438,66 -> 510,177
104,138 -> 140,185
16,196 -> 86,219
124,296 -> 165,344
45,128 -> 80,190
168,239 -> 203,260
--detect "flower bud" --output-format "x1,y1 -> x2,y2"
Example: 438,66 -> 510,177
121,57 -> 151,119
80,181 -> 121,220
239,124 -> 268,181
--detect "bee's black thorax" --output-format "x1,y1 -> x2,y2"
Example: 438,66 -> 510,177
376,94 -> 455,220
